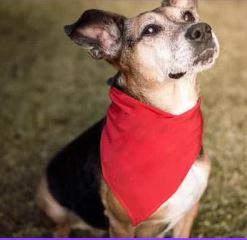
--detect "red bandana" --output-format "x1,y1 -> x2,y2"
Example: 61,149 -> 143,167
100,87 -> 203,226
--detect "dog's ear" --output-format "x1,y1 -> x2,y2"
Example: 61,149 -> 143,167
162,0 -> 197,8
64,9 -> 126,60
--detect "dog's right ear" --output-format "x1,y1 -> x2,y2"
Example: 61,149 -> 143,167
64,9 -> 126,60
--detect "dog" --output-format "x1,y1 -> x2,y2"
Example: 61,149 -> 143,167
36,0 -> 219,237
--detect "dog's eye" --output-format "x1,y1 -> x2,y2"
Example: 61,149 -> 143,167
183,11 -> 195,22
142,25 -> 162,36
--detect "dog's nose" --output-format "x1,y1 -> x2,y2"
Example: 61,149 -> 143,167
185,23 -> 212,43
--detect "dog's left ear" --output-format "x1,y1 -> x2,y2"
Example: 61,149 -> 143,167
64,9 -> 126,60
161,0 -> 197,8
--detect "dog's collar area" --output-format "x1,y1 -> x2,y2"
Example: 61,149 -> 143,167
169,72 -> 186,79
107,71 -> 124,91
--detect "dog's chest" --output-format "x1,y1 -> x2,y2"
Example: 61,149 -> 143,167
151,159 -> 210,231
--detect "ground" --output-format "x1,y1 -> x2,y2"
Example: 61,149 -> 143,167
0,0 -> 246,237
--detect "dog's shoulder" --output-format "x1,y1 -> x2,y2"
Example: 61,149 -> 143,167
46,118 -> 108,229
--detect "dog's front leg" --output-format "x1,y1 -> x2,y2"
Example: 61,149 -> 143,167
108,219 -> 135,237
172,202 -> 200,238
101,180 -> 136,237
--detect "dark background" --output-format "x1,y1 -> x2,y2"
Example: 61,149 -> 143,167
0,0 -> 246,237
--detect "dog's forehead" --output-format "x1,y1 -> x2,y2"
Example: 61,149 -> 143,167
125,6 -> 198,33
125,9 -> 167,34
132,8 -> 167,24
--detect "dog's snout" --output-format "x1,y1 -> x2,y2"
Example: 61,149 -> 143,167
185,23 -> 212,43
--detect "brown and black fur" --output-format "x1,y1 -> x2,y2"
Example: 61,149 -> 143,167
37,0 -> 219,237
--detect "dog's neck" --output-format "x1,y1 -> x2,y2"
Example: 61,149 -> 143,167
113,73 -> 200,115
143,74 -> 200,115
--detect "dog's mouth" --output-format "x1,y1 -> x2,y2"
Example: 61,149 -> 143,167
193,48 -> 217,66
168,72 -> 186,79
168,45 -> 218,80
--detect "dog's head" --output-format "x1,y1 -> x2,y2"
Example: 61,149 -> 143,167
65,0 -> 219,85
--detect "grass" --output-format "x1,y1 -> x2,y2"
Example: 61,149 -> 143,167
0,0 -> 246,237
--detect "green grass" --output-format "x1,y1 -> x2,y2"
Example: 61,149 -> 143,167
0,0 -> 246,237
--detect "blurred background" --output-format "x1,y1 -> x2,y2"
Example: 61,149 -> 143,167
0,0 -> 246,237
